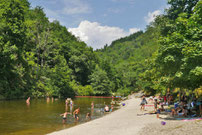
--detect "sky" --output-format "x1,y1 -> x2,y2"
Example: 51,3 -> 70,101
28,0 -> 168,49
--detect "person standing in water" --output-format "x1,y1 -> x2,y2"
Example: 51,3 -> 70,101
60,112 -> 71,124
73,107 -> 80,121
70,99 -> 74,107
26,97 -> 30,104
91,101 -> 94,109
46,96 -> 50,103
52,97 -> 54,102
65,98 -> 69,105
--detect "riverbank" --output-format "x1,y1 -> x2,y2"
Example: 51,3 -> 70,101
47,95 -> 202,135
47,95 -> 157,135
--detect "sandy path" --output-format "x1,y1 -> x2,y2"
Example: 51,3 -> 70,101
47,96 -> 160,135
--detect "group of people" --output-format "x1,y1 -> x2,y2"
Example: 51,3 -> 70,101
60,99 -> 114,124
140,93 -> 202,119
170,95 -> 202,117
61,98 -> 79,123
26,96 -> 116,124
140,95 -> 175,118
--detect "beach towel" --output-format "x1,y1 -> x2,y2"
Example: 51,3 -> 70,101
175,117 -> 202,121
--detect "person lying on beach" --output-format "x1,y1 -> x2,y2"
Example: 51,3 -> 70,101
86,113 -> 91,120
73,107 -> 80,121
60,112 -> 71,124
104,105 -> 110,112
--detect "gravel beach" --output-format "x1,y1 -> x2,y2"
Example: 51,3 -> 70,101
47,96 -> 202,135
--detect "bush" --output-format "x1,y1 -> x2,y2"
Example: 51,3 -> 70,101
116,87 -> 131,96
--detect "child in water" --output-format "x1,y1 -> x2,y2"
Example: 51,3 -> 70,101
104,105 -> 110,112
60,112 -> 71,124
86,113 -> 91,121
91,101 -> 94,109
73,107 -> 80,121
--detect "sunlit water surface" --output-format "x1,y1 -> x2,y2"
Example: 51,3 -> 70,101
0,97 -> 119,135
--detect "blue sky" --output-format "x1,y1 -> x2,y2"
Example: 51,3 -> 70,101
28,0 -> 168,49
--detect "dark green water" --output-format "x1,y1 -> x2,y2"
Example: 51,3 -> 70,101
0,97 -> 118,135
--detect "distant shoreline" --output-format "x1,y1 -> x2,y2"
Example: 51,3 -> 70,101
75,96 -> 121,98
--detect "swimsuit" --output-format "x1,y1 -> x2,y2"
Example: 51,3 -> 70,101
75,114 -> 78,118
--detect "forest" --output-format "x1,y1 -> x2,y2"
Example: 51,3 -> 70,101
0,0 -> 201,99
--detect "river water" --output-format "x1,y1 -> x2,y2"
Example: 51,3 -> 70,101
0,97 -> 118,135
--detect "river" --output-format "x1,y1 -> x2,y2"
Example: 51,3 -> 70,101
0,97 -> 119,135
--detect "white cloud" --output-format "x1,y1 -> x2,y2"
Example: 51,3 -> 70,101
129,28 -> 140,34
48,18 -> 56,22
61,0 -> 91,15
68,20 -> 140,49
144,10 -> 161,24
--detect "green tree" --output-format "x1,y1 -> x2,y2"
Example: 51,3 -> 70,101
156,1 -> 202,92
0,0 -> 30,98
89,65 -> 111,95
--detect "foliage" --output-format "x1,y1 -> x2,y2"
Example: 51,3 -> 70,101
89,65 -> 111,95
0,0 -> 97,99
0,0 -> 201,99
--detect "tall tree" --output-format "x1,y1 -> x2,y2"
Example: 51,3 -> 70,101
0,0 -> 30,98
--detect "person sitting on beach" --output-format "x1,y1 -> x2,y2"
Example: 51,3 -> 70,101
60,112 -> 71,124
86,113 -> 91,120
104,105 -> 110,112
73,107 -> 80,121
171,106 -> 188,117
140,96 -> 147,111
